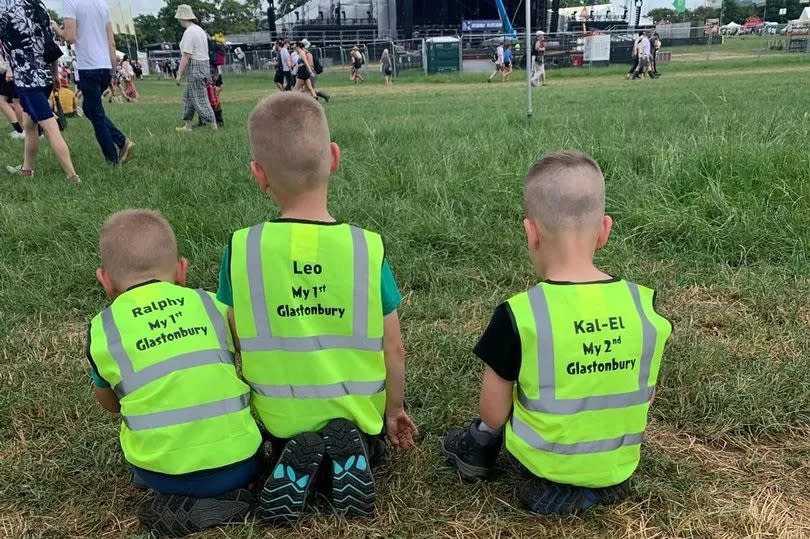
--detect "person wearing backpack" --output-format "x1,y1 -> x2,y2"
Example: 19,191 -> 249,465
302,39 -> 329,102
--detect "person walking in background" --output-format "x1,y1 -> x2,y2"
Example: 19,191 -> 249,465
293,41 -> 317,100
0,39 -> 24,139
272,40 -> 285,91
301,39 -> 329,102
632,32 -> 652,80
120,55 -> 138,101
350,46 -> 364,83
502,43 -> 514,82
0,0 -> 79,182
488,42 -> 504,82
530,31 -> 546,87
279,39 -> 292,90
650,32 -> 661,78
380,48 -> 393,85
173,4 -> 216,132
54,0 -> 134,165
627,31 -> 643,79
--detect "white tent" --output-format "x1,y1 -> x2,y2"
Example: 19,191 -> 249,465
800,7 -> 810,21
721,21 -> 741,34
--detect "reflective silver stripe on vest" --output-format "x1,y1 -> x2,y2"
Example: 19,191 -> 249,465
517,281 -> 657,415
123,393 -> 250,431
101,290 -> 234,398
240,224 -> 382,353
511,415 -> 643,455
249,380 -> 385,399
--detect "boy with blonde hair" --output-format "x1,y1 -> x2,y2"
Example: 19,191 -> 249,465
217,92 -> 418,523
86,209 -> 262,536
443,152 -> 672,514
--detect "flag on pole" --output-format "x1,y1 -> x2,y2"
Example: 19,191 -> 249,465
672,0 -> 686,13
108,0 -> 135,35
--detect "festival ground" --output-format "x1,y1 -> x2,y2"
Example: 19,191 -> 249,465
1,53 -> 810,537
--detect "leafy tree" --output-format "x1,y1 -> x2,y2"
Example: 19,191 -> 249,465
48,8 -> 62,24
134,14 -> 169,45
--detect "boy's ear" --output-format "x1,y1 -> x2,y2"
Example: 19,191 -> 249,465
175,257 -> 189,286
329,142 -> 341,174
523,218 -> 541,251
251,160 -> 269,192
596,215 -> 613,249
96,268 -> 117,298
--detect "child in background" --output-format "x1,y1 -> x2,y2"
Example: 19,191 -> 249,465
217,92 -> 418,523
443,151 -> 672,515
86,209 -> 262,536
50,76 -> 77,117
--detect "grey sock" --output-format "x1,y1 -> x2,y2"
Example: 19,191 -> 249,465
470,420 -> 501,445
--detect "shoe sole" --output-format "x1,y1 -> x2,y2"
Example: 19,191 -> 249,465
441,442 -> 492,481
259,432 -> 324,524
139,489 -> 254,536
322,419 -> 375,517
120,141 -> 135,163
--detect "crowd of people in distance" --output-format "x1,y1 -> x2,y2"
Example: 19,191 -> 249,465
271,38 -> 329,102
628,30 -> 662,80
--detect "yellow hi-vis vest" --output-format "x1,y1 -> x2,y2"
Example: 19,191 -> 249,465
89,281 -> 262,474
230,222 -> 386,439
504,280 -> 672,488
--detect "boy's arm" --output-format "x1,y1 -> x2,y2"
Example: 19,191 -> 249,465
383,310 -> 419,450
94,387 -> 120,413
479,366 -> 513,429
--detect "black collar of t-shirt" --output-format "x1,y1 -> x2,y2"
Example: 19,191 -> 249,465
542,276 -> 621,286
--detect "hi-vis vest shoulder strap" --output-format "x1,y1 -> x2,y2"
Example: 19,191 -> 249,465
237,223 -> 383,355
97,287 -> 245,431
516,281 -> 659,417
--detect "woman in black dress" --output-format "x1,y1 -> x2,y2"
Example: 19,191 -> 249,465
293,42 -> 317,99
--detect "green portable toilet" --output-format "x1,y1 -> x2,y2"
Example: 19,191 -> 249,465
423,36 -> 461,75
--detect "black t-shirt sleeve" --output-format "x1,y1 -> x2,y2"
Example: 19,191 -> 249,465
473,302 -> 522,382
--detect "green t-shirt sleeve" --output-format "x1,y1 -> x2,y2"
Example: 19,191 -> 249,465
216,245 -> 233,307
86,325 -> 110,388
381,259 -> 401,316
217,244 -> 400,315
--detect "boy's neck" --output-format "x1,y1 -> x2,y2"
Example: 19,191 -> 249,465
277,188 -> 335,223
112,275 -> 174,298
534,246 -> 611,284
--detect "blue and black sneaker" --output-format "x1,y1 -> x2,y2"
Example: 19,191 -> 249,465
442,418 -> 502,481
321,419 -> 375,517
259,431 -> 325,524
519,477 -> 629,515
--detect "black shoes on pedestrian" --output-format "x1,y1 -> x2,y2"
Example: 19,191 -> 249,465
322,418 -> 376,517
138,487 -> 254,537
442,418 -> 502,481
519,477 -> 629,515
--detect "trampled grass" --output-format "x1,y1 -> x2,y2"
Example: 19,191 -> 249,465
1,55 -> 810,537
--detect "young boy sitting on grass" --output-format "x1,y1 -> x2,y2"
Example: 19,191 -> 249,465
443,151 -> 672,514
216,92 -> 419,523
86,209 -> 262,536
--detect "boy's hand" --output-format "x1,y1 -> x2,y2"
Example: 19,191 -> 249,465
385,407 -> 419,450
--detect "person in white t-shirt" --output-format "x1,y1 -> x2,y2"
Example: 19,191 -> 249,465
633,33 -> 652,79
173,4 -> 216,132
54,0 -> 134,164
488,43 -> 504,82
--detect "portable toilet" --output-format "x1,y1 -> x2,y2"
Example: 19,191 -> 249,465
423,36 -> 462,75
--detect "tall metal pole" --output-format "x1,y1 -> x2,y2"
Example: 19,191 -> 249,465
526,0 -> 532,120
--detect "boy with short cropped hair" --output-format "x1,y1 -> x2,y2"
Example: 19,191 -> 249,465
442,152 -> 672,515
86,209 -> 262,536
217,92 -> 418,523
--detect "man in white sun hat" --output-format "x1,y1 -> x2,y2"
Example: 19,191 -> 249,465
173,4 -> 217,132
531,30 -> 547,87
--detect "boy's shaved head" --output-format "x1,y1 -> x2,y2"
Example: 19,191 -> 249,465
249,92 -> 332,190
100,209 -> 178,286
524,151 -> 605,232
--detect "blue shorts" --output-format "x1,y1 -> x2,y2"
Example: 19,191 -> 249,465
16,86 -> 53,123
132,450 -> 261,498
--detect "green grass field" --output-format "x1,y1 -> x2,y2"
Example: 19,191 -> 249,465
2,54 -> 810,538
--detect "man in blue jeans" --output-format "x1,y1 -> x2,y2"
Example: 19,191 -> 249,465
54,0 -> 134,165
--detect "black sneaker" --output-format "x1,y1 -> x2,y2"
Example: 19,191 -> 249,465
321,419 -> 375,517
519,477 -> 629,515
138,487 -> 254,537
442,419 -> 501,481
259,431 -> 325,524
